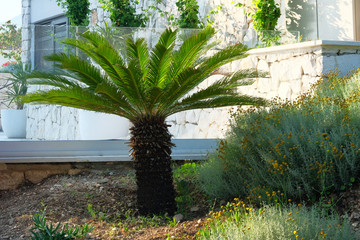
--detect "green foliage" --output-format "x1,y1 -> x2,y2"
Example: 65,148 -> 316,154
23,26 -> 266,121
144,0 -> 202,28
198,203 -> 357,239
87,204 -> 108,221
235,0 -> 281,47
30,210 -> 93,240
173,162 -> 201,214
176,0 -> 202,28
251,0 -> 281,47
23,27 -> 266,216
251,0 -> 280,32
56,0 -> 91,26
99,0 -> 147,27
0,63 -> 30,109
0,21 -> 21,62
198,70 -> 360,202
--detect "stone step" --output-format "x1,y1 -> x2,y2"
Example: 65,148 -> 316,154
0,139 -> 219,163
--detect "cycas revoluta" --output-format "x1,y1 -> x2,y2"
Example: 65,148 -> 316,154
23,26 -> 267,216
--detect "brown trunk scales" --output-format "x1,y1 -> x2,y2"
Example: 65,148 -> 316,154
129,115 -> 176,216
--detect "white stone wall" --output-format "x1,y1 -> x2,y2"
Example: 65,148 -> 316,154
22,0 -> 360,140
166,40 -> 360,139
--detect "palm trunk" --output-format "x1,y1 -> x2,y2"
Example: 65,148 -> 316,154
129,115 -> 176,216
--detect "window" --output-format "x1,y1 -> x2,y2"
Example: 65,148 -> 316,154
32,16 -> 69,71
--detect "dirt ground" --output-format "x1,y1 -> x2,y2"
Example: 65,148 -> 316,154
0,169 -> 203,240
1,168 -> 360,239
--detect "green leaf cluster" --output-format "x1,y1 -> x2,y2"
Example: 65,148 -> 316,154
0,63 -> 30,109
23,26 -> 266,122
56,0 -> 91,26
176,0 -> 202,29
30,210 -> 93,240
251,0 -> 281,32
198,69 -> 360,202
99,0 -> 147,27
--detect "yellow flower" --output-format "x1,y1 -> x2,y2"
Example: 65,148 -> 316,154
293,231 -> 297,235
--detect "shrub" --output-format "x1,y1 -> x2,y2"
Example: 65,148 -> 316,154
198,201 -> 358,240
198,70 -> 360,202
173,162 -> 201,214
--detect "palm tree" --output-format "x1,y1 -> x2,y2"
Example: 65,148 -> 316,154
23,26 -> 267,216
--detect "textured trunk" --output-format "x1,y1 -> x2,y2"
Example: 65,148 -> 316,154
129,115 -> 176,216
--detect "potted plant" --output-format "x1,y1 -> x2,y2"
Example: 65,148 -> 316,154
0,63 -> 29,138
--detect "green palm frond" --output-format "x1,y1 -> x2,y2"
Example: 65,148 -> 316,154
159,44 -> 250,110
45,53 -> 105,90
126,38 -> 149,81
168,27 -> 215,83
169,95 -> 267,115
23,87 -> 134,119
148,28 -> 177,88
26,71 -> 80,89
25,26 -> 267,121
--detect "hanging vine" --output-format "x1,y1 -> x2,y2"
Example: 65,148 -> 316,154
56,0 -> 91,26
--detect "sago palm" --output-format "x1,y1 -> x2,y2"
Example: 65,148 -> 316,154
23,26 -> 266,216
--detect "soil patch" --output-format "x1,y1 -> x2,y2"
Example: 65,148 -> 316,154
0,169 -> 203,239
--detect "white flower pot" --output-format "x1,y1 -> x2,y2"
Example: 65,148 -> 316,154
1,109 -> 27,138
78,110 -> 130,140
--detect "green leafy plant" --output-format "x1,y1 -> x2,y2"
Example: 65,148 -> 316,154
198,69 -> 360,203
232,0 -> 281,47
198,202 -> 358,239
56,0 -> 91,26
0,21 -> 21,62
30,210 -> 93,240
87,204 -> 108,221
99,0 -> 147,27
145,0 -> 202,29
0,63 -> 30,109
23,26 -> 267,216
176,0 -> 202,28
251,0 -> 281,46
173,162 -> 201,214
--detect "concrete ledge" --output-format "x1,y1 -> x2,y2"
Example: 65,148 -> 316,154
0,139 -> 219,163
248,40 -> 360,55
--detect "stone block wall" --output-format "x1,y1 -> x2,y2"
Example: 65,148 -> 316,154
21,0 -> 360,140
166,41 -> 360,139
24,41 -> 360,140
0,162 -> 132,190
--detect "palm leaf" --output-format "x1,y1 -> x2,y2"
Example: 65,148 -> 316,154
168,95 -> 268,115
147,28 -> 177,88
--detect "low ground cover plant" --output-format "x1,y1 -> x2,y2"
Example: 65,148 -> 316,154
198,69 -> 360,203
30,210 -> 93,240
197,199 -> 357,240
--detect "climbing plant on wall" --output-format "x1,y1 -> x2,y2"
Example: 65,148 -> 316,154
176,0 -> 202,28
237,0 -> 281,46
145,0 -> 203,28
99,0 -> 147,27
56,0 -> 91,26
